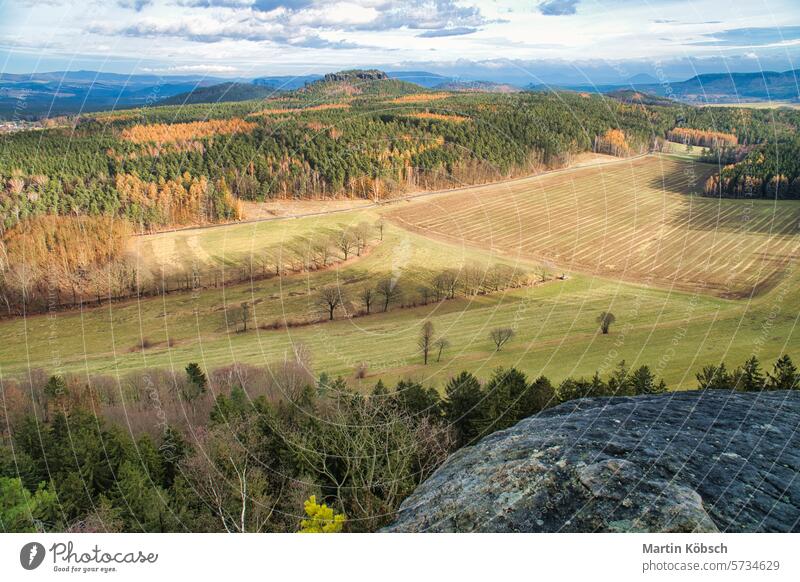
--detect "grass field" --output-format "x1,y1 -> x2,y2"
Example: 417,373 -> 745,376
1,156 -> 798,390
127,208 -> 379,285
660,140 -> 709,160
387,155 -> 800,298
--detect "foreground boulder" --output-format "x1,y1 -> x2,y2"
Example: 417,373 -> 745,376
385,391 -> 800,532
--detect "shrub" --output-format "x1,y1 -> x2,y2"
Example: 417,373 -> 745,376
354,362 -> 369,379
298,496 -> 346,533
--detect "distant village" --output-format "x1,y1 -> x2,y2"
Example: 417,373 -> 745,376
0,117 -> 70,134
0,119 -> 43,133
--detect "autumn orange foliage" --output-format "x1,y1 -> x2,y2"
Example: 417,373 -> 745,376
0,215 -> 133,313
304,103 -> 350,112
390,93 -> 451,104
248,103 -> 350,117
667,127 -> 738,148
595,129 -> 630,157
120,118 -> 257,145
114,172 -> 243,226
406,112 -> 469,123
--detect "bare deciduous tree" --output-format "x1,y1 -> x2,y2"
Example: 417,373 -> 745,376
310,238 -> 333,269
288,394 -> 452,531
353,222 -> 371,256
432,269 -> 458,300
490,327 -> 515,351
434,337 -> 450,362
334,228 -> 357,261
317,285 -> 344,320
183,422 -> 288,533
359,286 -> 375,314
376,278 -> 401,312
240,301 -> 250,332
417,285 -> 432,305
418,321 -> 435,365
461,263 -> 484,297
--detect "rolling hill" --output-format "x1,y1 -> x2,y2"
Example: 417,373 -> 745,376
0,70 -> 228,118
298,69 -> 425,98
157,82 -> 280,106
650,70 -> 800,103
528,70 -> 800,104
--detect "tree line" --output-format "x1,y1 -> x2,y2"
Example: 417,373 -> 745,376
0,220 -> 379,317
304,262 -> 532,329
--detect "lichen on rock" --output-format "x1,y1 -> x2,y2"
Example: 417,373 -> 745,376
385,391 -> 800,532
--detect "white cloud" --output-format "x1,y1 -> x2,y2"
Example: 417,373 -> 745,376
3,0 -> 800,77
141,63 -> 240,73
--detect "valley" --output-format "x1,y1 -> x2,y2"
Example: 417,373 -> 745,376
1,152 -> 797,390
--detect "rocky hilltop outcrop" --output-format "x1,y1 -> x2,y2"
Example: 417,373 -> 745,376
385,391 -> 800,532
322,69 -> 388,83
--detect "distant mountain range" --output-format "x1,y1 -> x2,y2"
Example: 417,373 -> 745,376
642,70 -> 800,103
1,68 -> 798,119
529,70 -> 800,104
0,70 -> 231,118
434,80 -> 520,93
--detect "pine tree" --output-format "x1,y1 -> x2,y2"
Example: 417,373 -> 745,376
737,356 -> 765,392
696,363 -> 732,390
444,371 -> 486,447
631,365 -> 667,395
482,367 -> 529,432
185,362 -> 207,393
607,361 -> 633,396
766,354 -> 798,390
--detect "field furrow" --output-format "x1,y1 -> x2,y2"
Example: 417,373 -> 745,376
386,155 -> 800,297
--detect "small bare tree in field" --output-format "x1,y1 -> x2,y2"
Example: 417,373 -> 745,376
375,219 -> 385,241
417,285 -> 432,305
376,278 -> 401,312
490,327 -> 515,351
334,228 -> 357,261
310,237 -> 333,269
240,301 -> 250,332
597,311 -> 616,334
318,285 -> 344,320
418,321 -> 435,365
354,222 -> 371,256
434,337 -> 450,362
359,286 -> 375,314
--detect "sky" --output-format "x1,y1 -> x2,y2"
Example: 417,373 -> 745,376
1,0 -> 799,84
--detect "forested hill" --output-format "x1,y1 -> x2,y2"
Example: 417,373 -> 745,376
157,82 -> 280,106
662,70 -> 800,103
2,69 -> 800,237
619,70 -> 800,104
0,83 -> 682,232
670,106 -> 800,198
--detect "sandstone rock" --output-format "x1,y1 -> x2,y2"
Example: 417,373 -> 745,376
385,390 -> 800,532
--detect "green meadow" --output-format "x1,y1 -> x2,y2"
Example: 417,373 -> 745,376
2,204 -> 797,389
